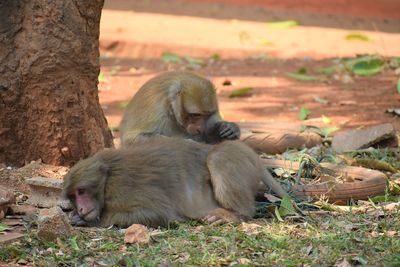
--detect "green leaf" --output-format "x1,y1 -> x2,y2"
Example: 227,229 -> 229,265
184,56 -> 204,66
98,72 -> 106,82
347,56 -> 384,76
299,107 -> 311,120
316,67 -> 337,74
345,33 -> 371,42
321,115 -> 331,124
257,37 -> 274,46
313,96 -> 329,104
274,206 -> 284,222
239,31 -> 251,43
118,100 -> 130,109
210,53 -> 221,61
397,78 -> 400,95
0,223 -> 10,233
286,72 -> 319,81
229,87 -> 253,98
278,196 -> 297,217
266,20 -> 299,29
160,52 -> 182,63
321,126 -> 339,136
69,236 -> 80,251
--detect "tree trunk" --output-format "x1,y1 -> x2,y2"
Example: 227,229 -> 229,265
0,0 -> 114,167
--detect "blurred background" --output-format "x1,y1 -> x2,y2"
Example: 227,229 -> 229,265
97,0 -> 400,134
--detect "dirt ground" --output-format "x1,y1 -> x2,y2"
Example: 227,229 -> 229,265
98,0 -> 400,141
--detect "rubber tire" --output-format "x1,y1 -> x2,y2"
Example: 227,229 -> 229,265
262,159 -> 388,203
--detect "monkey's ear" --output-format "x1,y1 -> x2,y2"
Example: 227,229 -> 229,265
168,80 -> 182,98
168,80 -> 184,125
98,163 -> 111,177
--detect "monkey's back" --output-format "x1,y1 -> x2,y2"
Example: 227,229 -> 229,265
99,138 -> 218,226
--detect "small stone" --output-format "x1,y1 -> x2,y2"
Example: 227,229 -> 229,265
332,123 -> 396,153
0,185 -> 15,220
25,177 -> 63,208
37,206 -> 72,241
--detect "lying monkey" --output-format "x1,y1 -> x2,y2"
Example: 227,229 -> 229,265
62,138 -> 288,227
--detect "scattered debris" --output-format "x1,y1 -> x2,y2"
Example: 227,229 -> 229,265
0,232 -> 24,245
124,224 -> 150,244
36,206 -> 72,241
0,185 -> 15,220
332,123 -> 397,153
25,177 -> 63,208
386,108 -> 400,116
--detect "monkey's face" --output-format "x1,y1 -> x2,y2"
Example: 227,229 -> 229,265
70,186 -> 101,222
185,113 -> 209,136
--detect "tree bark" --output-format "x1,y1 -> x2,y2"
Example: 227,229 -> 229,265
0,0 -> 114,167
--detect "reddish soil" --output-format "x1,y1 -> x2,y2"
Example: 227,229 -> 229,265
99,0 -> 400,143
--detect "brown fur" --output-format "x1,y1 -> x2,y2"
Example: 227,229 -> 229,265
62,138 -> 287,228
119,71 -> 240,145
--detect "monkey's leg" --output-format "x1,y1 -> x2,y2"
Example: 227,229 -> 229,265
203,208 -> 246,225
207,151 -> 256,218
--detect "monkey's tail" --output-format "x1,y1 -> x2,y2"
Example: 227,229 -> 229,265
261,169 -> 288,198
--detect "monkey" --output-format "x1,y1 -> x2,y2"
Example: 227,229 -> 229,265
119,71 -> 240,146
62,138 -> 288,228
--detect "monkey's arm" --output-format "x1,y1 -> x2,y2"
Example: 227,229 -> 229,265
69,211 -> 100,227
205,113 -> 241,143
122,131 -> 173,145
101,207 -> 179,228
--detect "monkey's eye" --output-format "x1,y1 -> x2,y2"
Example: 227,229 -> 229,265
77,188 -> 86,196
189,113 -> 203,120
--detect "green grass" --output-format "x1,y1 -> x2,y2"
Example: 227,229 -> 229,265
1,210 -> 399,266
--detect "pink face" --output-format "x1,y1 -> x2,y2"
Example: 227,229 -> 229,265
185,114 -> 207,136
73,188 -> 101,222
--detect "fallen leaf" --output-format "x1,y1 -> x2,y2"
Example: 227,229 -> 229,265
316,67 -> 337,74
347,56 -> 384,76
352,256 -> 368,265
266,20 -> 299,28
313,96 -> 329,104
222,79 -> 232,86
386,108 -> 400,116
98,72 -> 107,83
339,100 -> 356,106
397,78 -> 400,94
299,107 -> 311,120
264,193 -> 281,203
160,52 -> 182,63
239,31 -> 251,43
345,33 -> 371,42
229,87 -> 253,98
322,115 -> 331,124
287,72 -> 319,81
239,222 -> 262,235
124,224 -> 150,244
335,258 -> 352,267
237,258 -> 252,264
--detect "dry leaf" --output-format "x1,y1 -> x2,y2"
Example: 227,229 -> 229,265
239,222 -> 262,235
335,258 -> 352,267
124,224 -> 150,244
264,193 -> 281,203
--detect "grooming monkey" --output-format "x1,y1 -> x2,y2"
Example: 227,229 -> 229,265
62,138 -> 288,228
119,71 -> 240,145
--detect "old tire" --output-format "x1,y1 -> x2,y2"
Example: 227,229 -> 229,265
262,159 -> 388,203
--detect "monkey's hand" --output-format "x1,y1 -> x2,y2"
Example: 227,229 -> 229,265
219,122 -> 240,140
203,208 -> 245,225
69,211 -> 99,227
